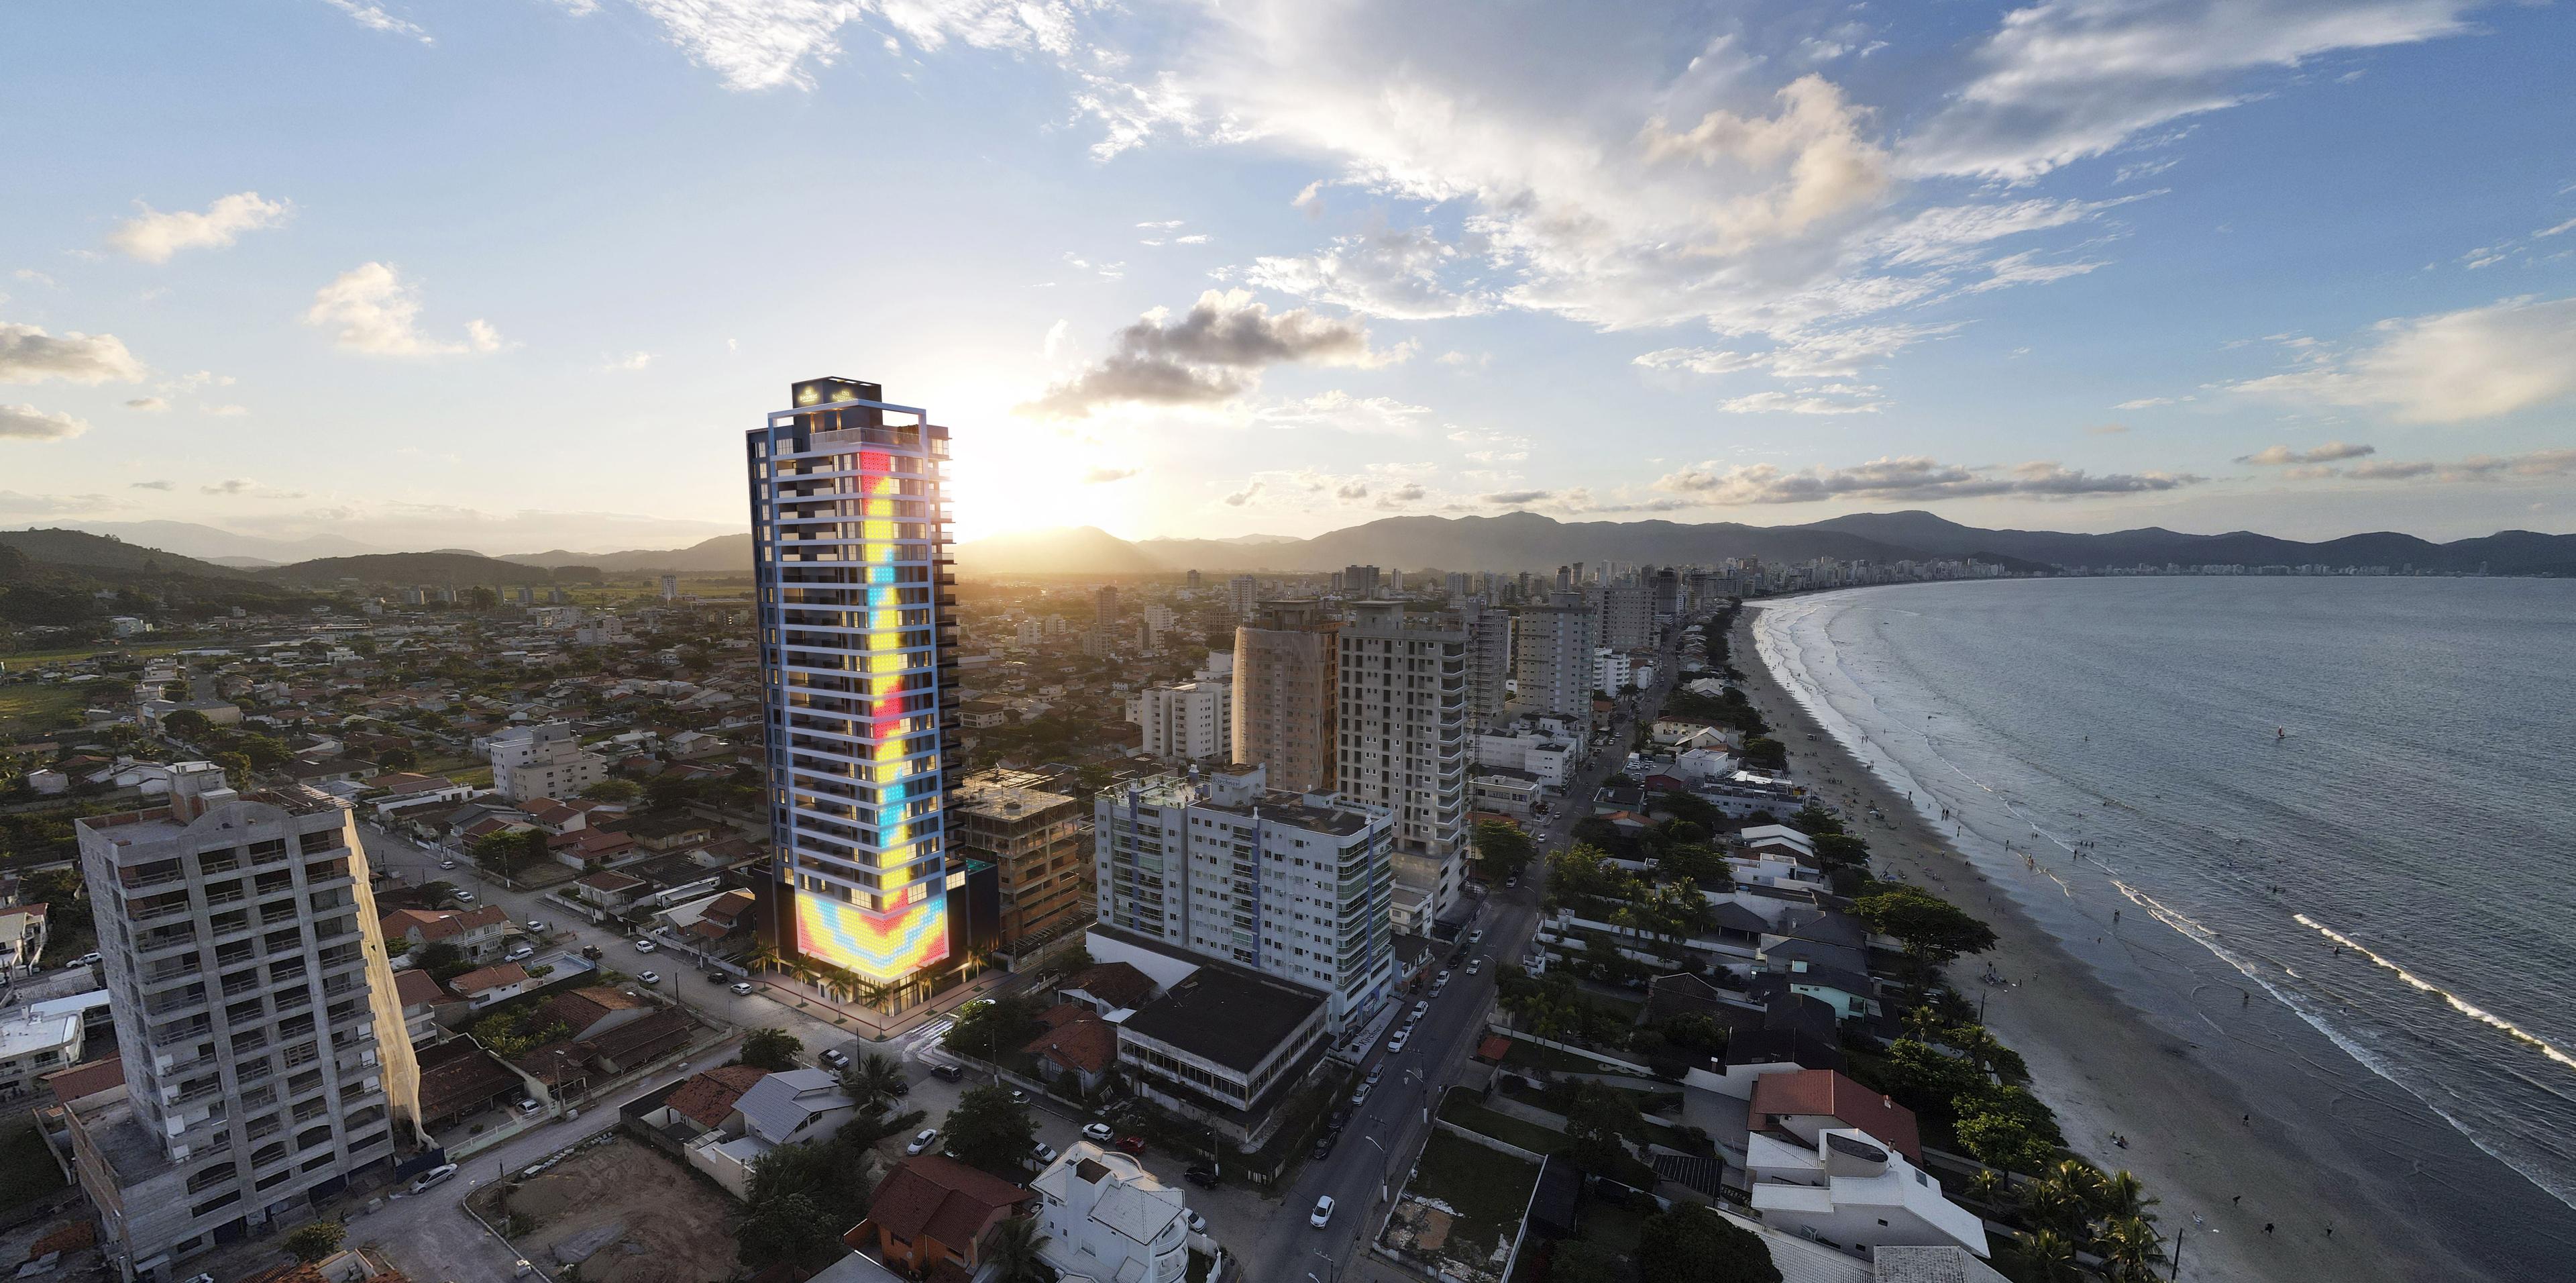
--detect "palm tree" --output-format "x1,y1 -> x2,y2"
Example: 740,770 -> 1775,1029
842,1051 -> 908,1107
1964,1168 -> 2009,1208
2096,1215 -> 2167,1282
983,1214 -> 1055,1283
2098,1170 -> 2159,1223
2019,1179 -> 2087,1236
2006,1228 -> 2082,1283
2047,1159 -> 2109,1212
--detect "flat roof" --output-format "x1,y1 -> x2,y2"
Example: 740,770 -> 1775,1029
1114,949 -> 1324,1074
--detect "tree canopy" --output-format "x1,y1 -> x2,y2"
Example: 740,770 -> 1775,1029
740,1027 -> 805,1072
1637,1204 -> 1780,1283
1853,884 -> 1998,964
943,1085 -> 1038,1177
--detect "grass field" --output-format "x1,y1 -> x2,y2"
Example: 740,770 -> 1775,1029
0,640 -> 193,668
1404,1131 -> 1540,1262
1440,1090 -> 1568,1156
0,685 -> 89,737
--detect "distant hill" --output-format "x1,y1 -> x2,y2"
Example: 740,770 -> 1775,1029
206,555 -> 282,568
258,552 -> 559,586
501,533 -> 753,574
0,527 -> 252,579
961,510 -> 2576,576
61,521 -> 382,562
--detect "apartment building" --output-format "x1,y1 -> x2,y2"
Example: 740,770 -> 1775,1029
949,769 -> 1087,950
1338,602 -> 1470,931
1227,575 -> 1256,619
1092,764 -> 1393,1032
1231,600 -> 1339,794
750,377 -> 986,1004
487,723 -> 605,803
68,764 -> 418,1282
1599,582 -> 1654,651
1130,680 -> 1231,762
1513,592 -> 1598,736
1458,600 -> 1513,729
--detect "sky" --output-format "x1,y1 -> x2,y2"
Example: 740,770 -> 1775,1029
3,0 -> 2574,553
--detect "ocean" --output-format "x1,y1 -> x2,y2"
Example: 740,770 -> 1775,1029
1752,576 -> 2576,1270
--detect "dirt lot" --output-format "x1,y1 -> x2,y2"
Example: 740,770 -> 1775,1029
486,1137 -> 739,1283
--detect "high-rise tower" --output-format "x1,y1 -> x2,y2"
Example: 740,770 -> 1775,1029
1231,600 -> 1339,794
749,377 -> 986,1003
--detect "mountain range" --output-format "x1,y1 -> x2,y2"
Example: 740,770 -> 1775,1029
14,512 -> 2573,585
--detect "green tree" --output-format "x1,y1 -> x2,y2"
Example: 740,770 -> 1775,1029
580,776 -> 642,803
376,746 -> 418,772
741,1027 -> 805,1072
1636,1204 -> 1779,1283
2096,1215 -> 2168,1282
282,1221 -> 345,1263
1740,737 -> 1787,771
1853,885 -> 1998,964
160,709 -> 212,741
985,1215 -> 1057,1283
1549,1240 -> 1627,1283
472,828 -> 548,878
736,1190 -> 846,1272
1472,820 -> 1537,882
945,994 -> 1042,1063
943,1086 -> 1038,1177
413,940 -> 471,982
841,1051 -> 908,1109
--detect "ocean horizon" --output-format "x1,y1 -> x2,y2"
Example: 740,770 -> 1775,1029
1753,576 -> 2576,1273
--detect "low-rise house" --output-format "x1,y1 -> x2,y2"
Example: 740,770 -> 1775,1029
576,1007 -> 690,1075
1746,1127 -> 1988,1260
1470,766 -> 1541,817
1056,962 -> 1157,1016
381,905 -> 509,962
571,869 -> 649,915
1030,1142 -> 1191,1283
447,962 -> 531,1009
1749,1069 -> 1922,1162
0,1010 -> 83,1100
849,1155 -> 1033,1278
0,902 -> 50,972
644,1064 -> 769,1137
1022,1005 -> 1120,1096
392,968 -> 454,1046
690,1068 -> 861,1196
535,986 -> 652,1043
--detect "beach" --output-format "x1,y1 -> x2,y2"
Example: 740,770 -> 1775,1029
1730,607 -> 2465,1282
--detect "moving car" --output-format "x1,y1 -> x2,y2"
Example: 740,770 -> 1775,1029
632,938 -> 657,953
1466,958 -> 1483,976
931,1063 -> 965,1082
731,981 -> 755,995
409,1164 -> 460,1194
1467,929 -> 1484,945
1310,1196 -> 1336,1228
582,945 -> 604,960
527,919 -> 547,932
439,859 -> 456,870
907,1129 -> 940,1156
637,970 -> 660,985
1505,876 -> 1519,889
1082,1122 -> 1116,1143
1115,1135 -> 1148,1155
1008,1088 -> 1028,1105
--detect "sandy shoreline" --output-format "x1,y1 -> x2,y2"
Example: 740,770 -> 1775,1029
1730,607 -> 2427,1282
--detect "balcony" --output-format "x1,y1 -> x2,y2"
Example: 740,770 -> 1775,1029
137,925 -> 202,958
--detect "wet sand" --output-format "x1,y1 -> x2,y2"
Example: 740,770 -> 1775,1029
1731,610 -> 2464,1282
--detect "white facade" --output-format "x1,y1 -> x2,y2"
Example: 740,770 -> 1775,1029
1030,1142 -> 1193,1283
1132,680 -> 1232,762
487,723 -> 606,802
0,1010 -> 83,1100
1338,603 -> 1470,927
1748,1128 -> 1989,1259
1228,576 -> 1258,618
1093,765 -> 1394,1031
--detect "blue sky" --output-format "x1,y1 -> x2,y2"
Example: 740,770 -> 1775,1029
4,0 -> 2573,553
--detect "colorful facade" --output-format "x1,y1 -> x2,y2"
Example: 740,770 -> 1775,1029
750,378 -> 961,992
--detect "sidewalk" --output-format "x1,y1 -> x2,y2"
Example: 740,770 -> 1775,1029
753,964 -> 1021,1043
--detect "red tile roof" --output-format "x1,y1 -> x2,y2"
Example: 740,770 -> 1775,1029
1749,1068 -> 1921,1160
394,968 -> 445,1007
43,1056 -> 125,1105
866,1155 -> 1030,1253
447,962 -> 530,995
664,1064 -> 770,1129
1022,1007 -> 1118,1077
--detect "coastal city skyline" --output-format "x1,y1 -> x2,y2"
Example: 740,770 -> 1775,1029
8,1 -> 2576,552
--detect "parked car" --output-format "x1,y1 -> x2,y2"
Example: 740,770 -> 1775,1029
637,970 -> 660,985
731,981 -> 755,995
1311,1132 -> 1336,1160
1310,1196 -> 1336,1228
1183,1165 -> 1219,1188
439,859 -> 456,870
632,939 -> 657,953
452,890 -> 475,903
1186,1211 -> 1207,1234
907,1129 -> 940,1156
1505,876 -> 1519,889
527,919 -> 547,932
1032,1141 -> 1057,1164
409,1164 -> 460,1194
931,1063 -> 965,1082
1350,1081 -> 1371,1106
582,945 -> 604,960
818,1048 -> 851,1070
1387,1031 -> 1408,1054
505,945 -> 535,962
1114,1135 -> 1148,1155
1413,1000 -> 1430,1019
1466,957 -> 1483,976
1008,1088 -> 1028,1105
1327,1110 -> 1350,1132
705,970 -> 729,984
1081,1122 -> 1115,1143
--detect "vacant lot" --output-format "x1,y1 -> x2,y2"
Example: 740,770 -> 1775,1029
480,1137 -> 739,1283
1385,1132 -> 1538,1283
0,685 -> 86,737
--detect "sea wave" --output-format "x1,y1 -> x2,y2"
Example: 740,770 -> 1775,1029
2294,914 -> 2576,1074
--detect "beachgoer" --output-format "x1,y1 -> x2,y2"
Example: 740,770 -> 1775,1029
2233,1194 -> 2242,1205
2265,1223 -> 2275,1235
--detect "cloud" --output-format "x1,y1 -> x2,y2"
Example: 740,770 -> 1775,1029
602,351 -> 654,371
1374,482 -> 1428,509
1656,454 -> 2202,503
2277,448 -> 2576,484
1713,385 -> 1889,415
1334,481 -> 1370,500
1639,74 -> 1891,250
1137,220 -> 1185,230
566,0 -> 1077,91
1483,489 -> 1553,506
2227,295 -> 2576,423
1043,318 -> 1068,357
305,263 -> 502,357
320,0 -> 432,43
2113,395 -> 2184,409
1904,1 -> 2483,181
2237,440 -> 2375,464
1224,480 -> 1265,507
0,404 -> 89,442
105,192 -> 290,263
1634,321 -> 1960,384
1252,391 -> 1432,435
125,397 -> 169,411
1081,466 -> 1142,484
0,491 -> 113,517
0,321 -> 146,384
131,480 -> 176,491
199,478 -> 307,499
13,270 -> 57,288
1020,289 -> 1397,417
201,403 -> 250,417
1244,226 -> 1491,320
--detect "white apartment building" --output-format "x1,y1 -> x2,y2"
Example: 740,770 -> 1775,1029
1093,764 -> 1393,1032
1459,600 -> 1513,729
0,1009 -> 83,1100
68,764 -> 418,1282
487,723 -> 606,802
1513,593 -> 1597,736
1227,576 -> 1258,618
1338,602 -> 1470,930
1030,1142 -> 1193,1283
1131,680 -> 1232,762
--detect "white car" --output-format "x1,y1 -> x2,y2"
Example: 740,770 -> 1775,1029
637,970 -> 660,985
452,890 -> 475,903
439,859 -> 456,870
633,939 -> 657,954
1467,929 -> 1484,945
1366,1066 -> 1383,1085
526,919 -> 547,933
1310,1196 -> 1336,1228
1081,1122 -> 1115,1143
1387,1031 -> 1409,1054
409,1163 -> 460,1194
731,981 -> 755,996
1032,1141 -> 1057,1163
1350,1081 -> 1371,1106
1413,1000 -> 1430,1019
505,945 -> 535,962
1187,1211 -> 1207,1234
1467,958 -> 1483,976
907,1129 -> 940,1156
